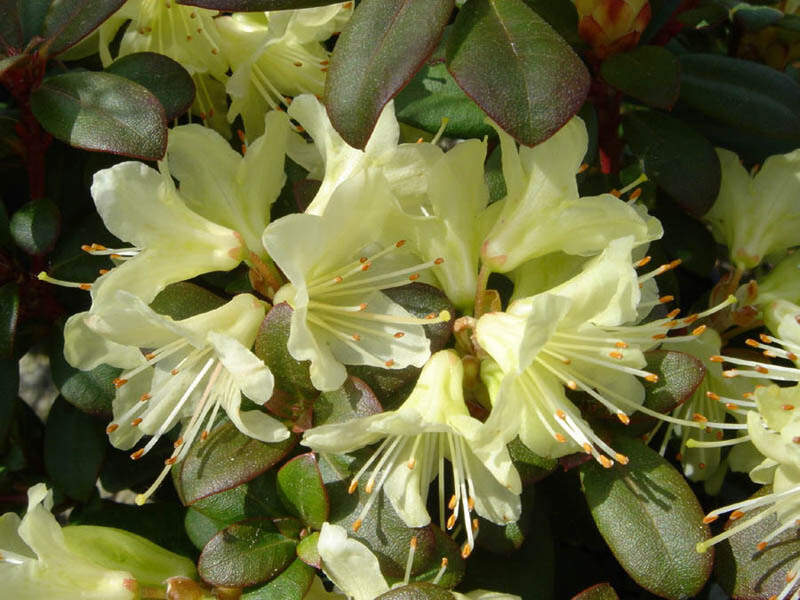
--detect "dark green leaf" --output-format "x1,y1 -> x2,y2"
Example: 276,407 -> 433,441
446,0 -> 589,146
198,518 -> 296,587
376,583 -> 455,600
178,0 -> 344,9
255,303 -> 317,399
326,0 -> 454,148
49,328 -> 119,416
640,0 -> 681,45
149,282 -> 227,321
44,396 -> 107,501
190,470 -> 286,525
522,0 -> 582,46
314,376 -> 382,427
277,453 -> 329,530
242,558 -> 315,600
715,487 -> 800,600
601,46 -> 680,110
0,283 -> 19,359
185,506 -> 227,551
732,5 -> 783,32
624,110 -> 721,216
508,437 -> 557,485
571,583 -> 620,600
106,52 -> 195,121
31,71 -> 167,159
9,198 -> 60,255
678,54 -> 800,146
394,45 -> 494,140
296,531 -> 320,568
0,359 -> 19,445
174,421 -> 296,506
580,437 -> 713,599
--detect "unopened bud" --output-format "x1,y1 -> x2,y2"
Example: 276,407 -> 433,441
573,0 -> 652,58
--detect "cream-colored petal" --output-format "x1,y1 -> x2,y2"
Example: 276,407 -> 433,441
317,523 -> 389,600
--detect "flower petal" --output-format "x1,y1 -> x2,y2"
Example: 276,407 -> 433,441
317,523 -> 389,600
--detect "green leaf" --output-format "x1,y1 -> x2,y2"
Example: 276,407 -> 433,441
715,487 -> 800,600
580,437 -> 713,599
190,470 -> 286,526
106,52 -> 195,121
44,396 -> 107,501
326,0 -> 454,148
31,71 -> 167,160
296,531 -> 320,568
0,283 -> 19,359
9,198 -> 60,255
0,0 -> 124,55
678,53 -> 800,147
314,376 -> 382,427
601,46 -> 680,110
277,453 -> 329,530
376,583 -> 455,600
394,41 -> 494,140
446,0 -> 589,146
149,282 -> 227,321
198,518 -> 297,587
174,421 -> 296,506
732,5 -> 784,32
49,328 -> 119,416
623,110 -> 721,216
571,583 -> 620,600
185,507 -> 226,551
255,303 -> 317,400
177,0 -> 344,9
0,358 -> 19,446
522,0 -> 582,46
242,558 -> 315,600
508,437 -> 557,485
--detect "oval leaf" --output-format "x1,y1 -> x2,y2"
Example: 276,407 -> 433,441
446,0 -> 590,147
715,487 -> 800,600
174,421 -> 296,506
326,0 -> 454,148
242,558 -> 315,600
44,396 -> 107,501
600,46 -> 680,110
9,198 -> 60,255
296,531 -> 320,568
30,71 -> 167,160
376,583 -> 455,600
199,518 -> 296,587
178,0 -> 344,9
277,453 -> 329,530
678,54 -> 800,145
580,437 -> 713,599
190,470 -> 285,526
623,110 -> 721,216
106,52 -> 195,121
571,583 -> 620,600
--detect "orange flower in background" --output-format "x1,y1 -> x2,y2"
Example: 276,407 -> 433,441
573,0 -> 652,59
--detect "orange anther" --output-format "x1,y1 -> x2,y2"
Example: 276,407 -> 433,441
130,449 -> 145,460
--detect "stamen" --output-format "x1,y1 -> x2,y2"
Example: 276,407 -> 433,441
37,272 -> 92,290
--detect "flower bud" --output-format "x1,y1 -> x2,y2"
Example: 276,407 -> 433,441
573,0 -> 652,58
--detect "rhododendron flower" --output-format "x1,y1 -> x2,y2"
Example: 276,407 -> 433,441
480,118 -> 661,274
264,169 -> 449,391
303,351 -> 521,558
705,147 -> 800,270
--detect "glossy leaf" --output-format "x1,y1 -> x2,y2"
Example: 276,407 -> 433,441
106,52 -> 195,121
326,0 -> 454,148
0,283 -> 19,359
624,110 -> 721,216
601,46 -> 680,110
376,583 -> 455,600
277,453 -> 329,530
198,518 -> 296,587
174,421 -> 296,506
296,531 -> 320,568
314,376 -> 382,427
0,0 -> 124,55
242,558 -> 315,600
446,0 -> 589,147
44,396 -> 107,501
522,0 -> 582,45
9,198 -> 60,255
31,71 -> 167,160
580,438 -> 713,599
715,487 -> 800,600
177,0 -> 344,9
571,583 -> 620,600
190,470 -> 285,526
678,54 -> 800,146
185,507 -> 227,551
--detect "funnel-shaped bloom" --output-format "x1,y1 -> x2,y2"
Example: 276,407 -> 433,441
480,118 -> 661,274
0,484 -> 136,600
705,147 -> 800,270
303,350 -> 521,558
264,169 -> 449,391
66,292 -> 286,504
